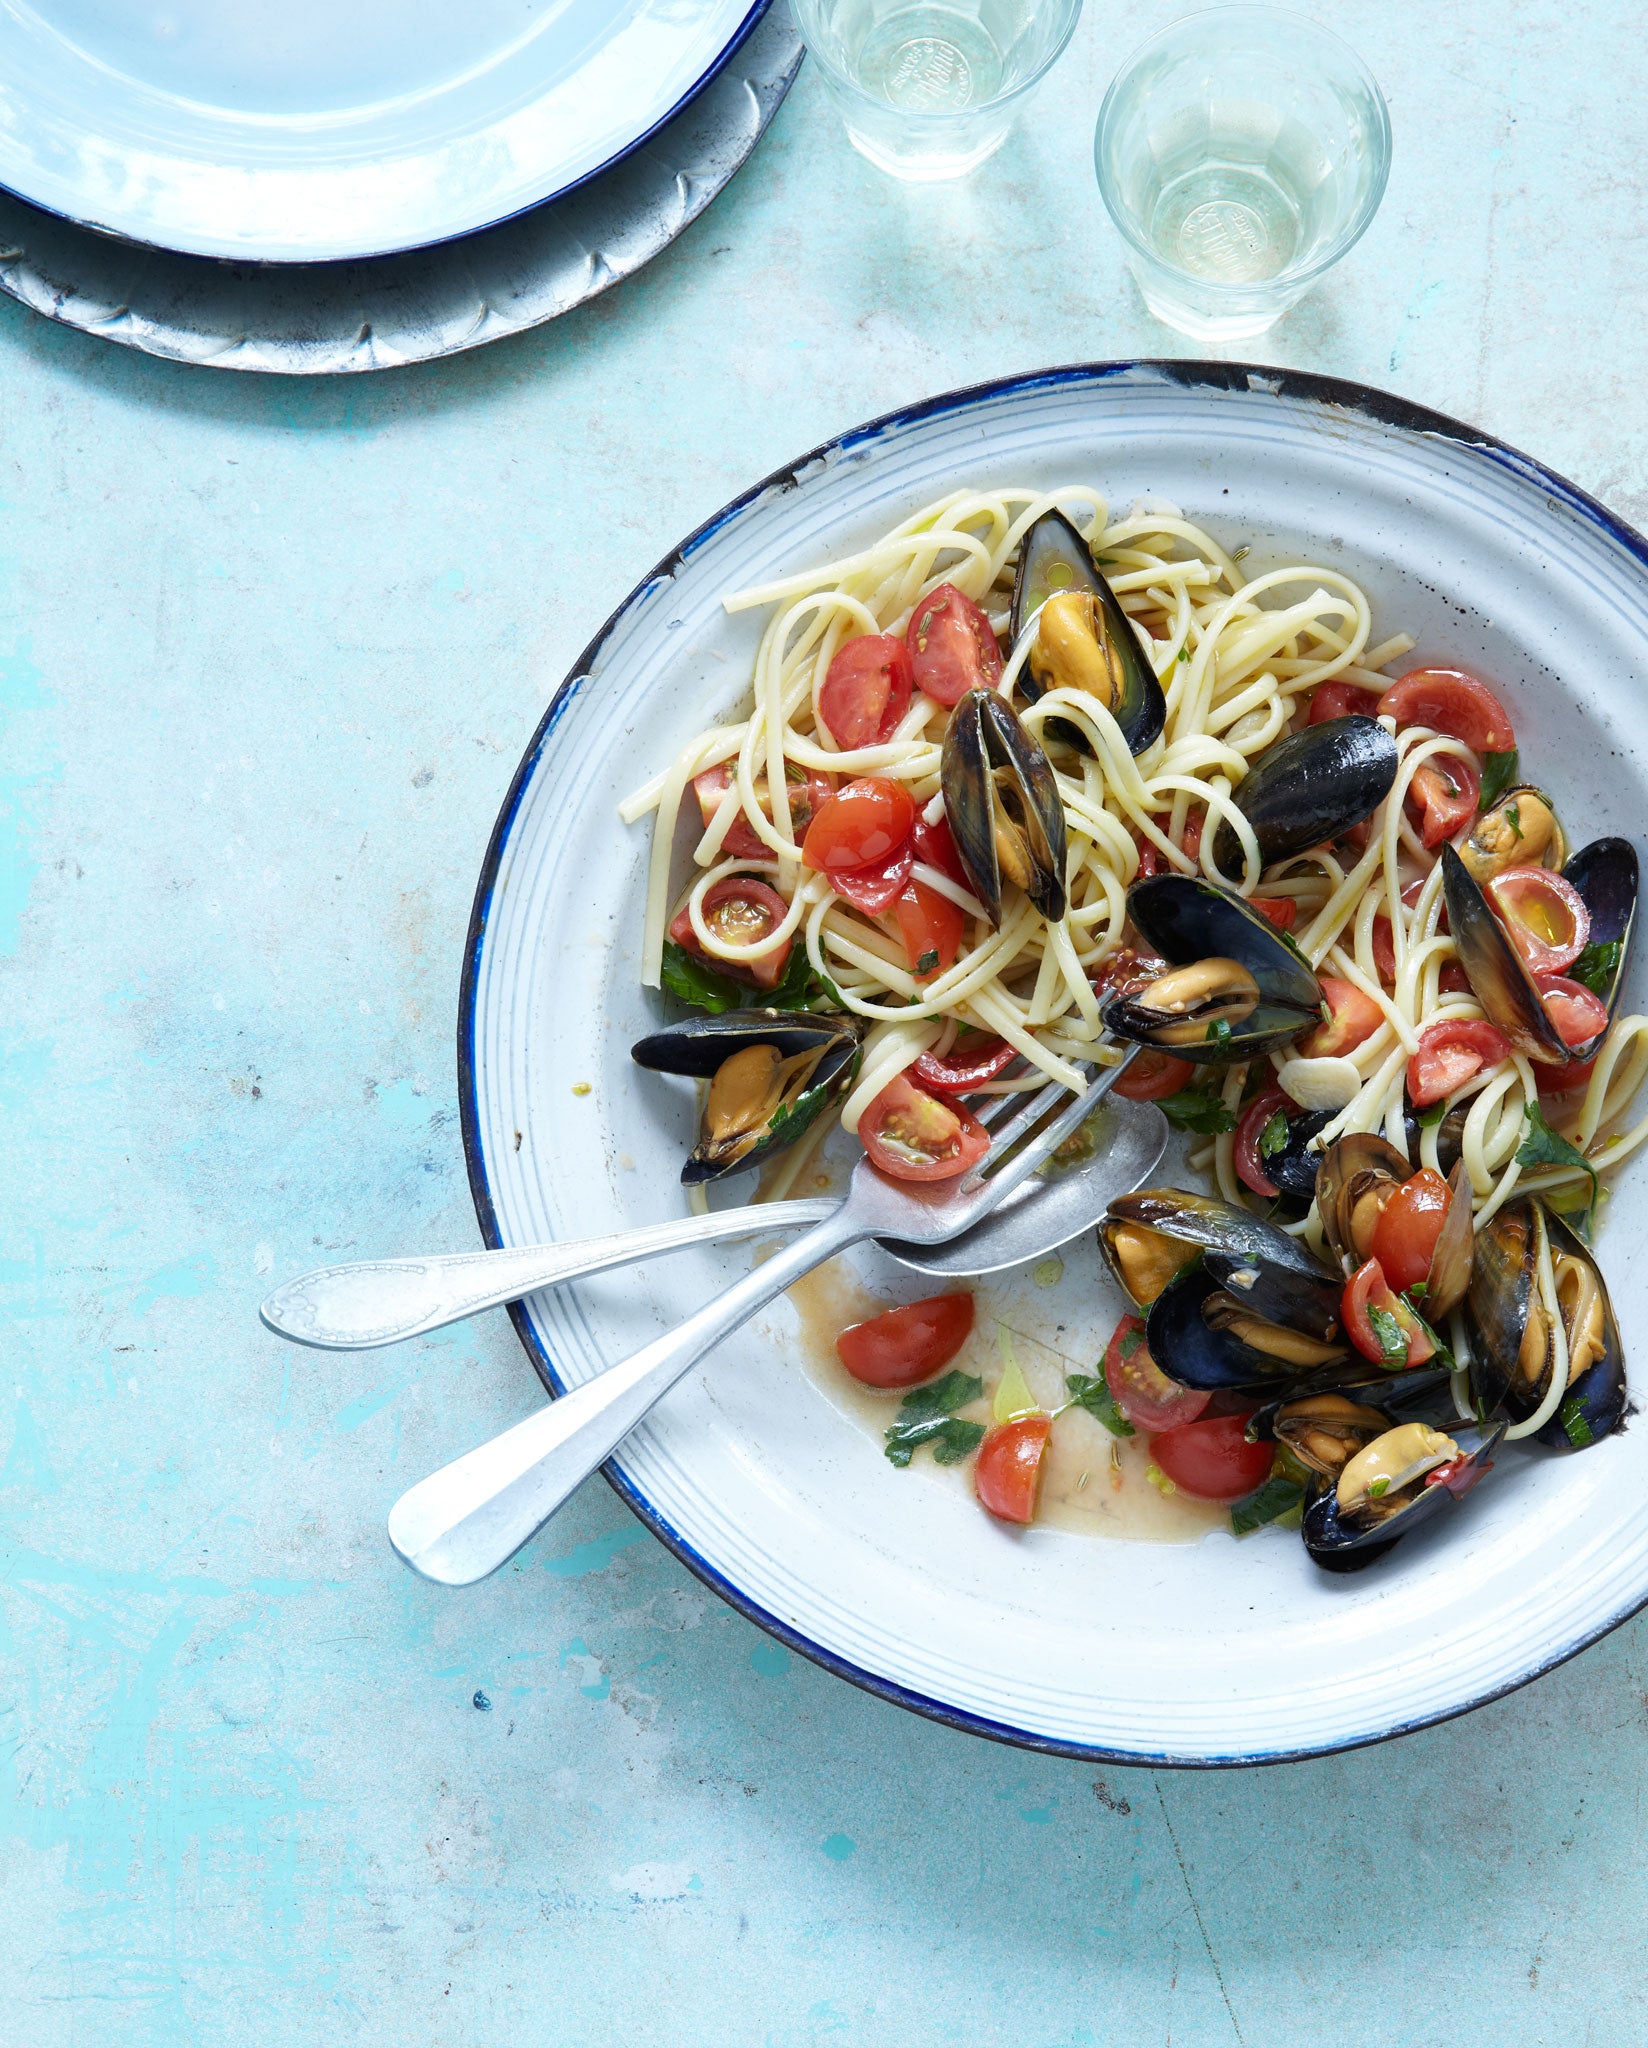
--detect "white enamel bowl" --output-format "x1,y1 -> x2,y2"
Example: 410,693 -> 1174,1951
460,363 -> 1648,1764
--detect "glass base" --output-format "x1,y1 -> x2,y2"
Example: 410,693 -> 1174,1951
843,117 -> 1012,181
1133,267 -> 1302,342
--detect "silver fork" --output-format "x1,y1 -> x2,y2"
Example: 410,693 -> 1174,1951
388,1052 -> 1133,1586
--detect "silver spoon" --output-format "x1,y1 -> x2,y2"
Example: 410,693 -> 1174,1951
260,1094 -> 1167,1351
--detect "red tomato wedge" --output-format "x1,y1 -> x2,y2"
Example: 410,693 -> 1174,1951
1537,974 -> 1610,1050
1234,1085 -> 1291,1199
1370,1170 -> 1451,1293
818,634 -> 913,749
830,843 -> 914,915
836,1293 -> 975,1388
1309,681 -> 1383,724
858,1073 -> 989,1182
912,1034 -> 1015,1093
1372,914 -> 1396,984
894,880 -> 965,979
1251,895 -> 1298,931
692,762 -> 834,860
668,876 -> 792,989
1485,866 -> 1590,976
1344,1258 -> 1435,1368
911,813 -> 969,889
906,583 -> 1003,706
1102,1313 -> 1210,1431
1299,976 -> 1384,1059
1378,668 -> 1516,753
974,1416 -> 1052,1525
802,776 -> 916,874
1112,1048 -> 1195,1102
1150,1415 -> 1273,1501
1409,753 -> 1481,849
1407,1016 -> 1511,1107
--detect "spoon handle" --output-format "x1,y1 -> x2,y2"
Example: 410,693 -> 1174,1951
258,1199 -> 838,1350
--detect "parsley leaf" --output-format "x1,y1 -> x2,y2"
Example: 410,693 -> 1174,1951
1065,1373 -> 1135,1436
1516,1103 -> 1598,1234
1559,1395 -> 1596,1448
1505,799 -> 1523,838
1119,1326 -> 1144,1359
1414,1098 -> 1449,1128
1258,1109 -> 1289,1159
1156,1090 -> 1239,1134
884,1371 -> 986,1468
1205,1018 -> 1233,1050
1572,939 -> 1622,999
1478,748 -> 1520,812
1229,1474 -> 1304,1537
915,948 -> 940,976
1365,1301 -> 1412,1370
1176,646 -> 1191,664
659,936 -> 841,1015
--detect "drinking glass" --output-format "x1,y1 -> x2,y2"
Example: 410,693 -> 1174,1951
793,0 -> 1082,181
1094,6 -> 1391,340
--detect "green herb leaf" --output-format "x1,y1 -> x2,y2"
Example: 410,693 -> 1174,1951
1118,1327 -> 1144,1359
1156,1090 -> 1239,1135
1368,1475 -> 1391,1499
1559,1394 -> 1596,1449
1414,1099 -> 1449,1128
1516,1103 -> 1598,1233
1365,1301 -> 1412,1371
1176,646 -> 1191,664
884,1371 -> 987,1468
659,936 -> 841,1015
1478,748 -> 1520,812
1572,938 -> 1623,1000
1205,1018 -> 1233,1050
1258,1109 -> 1289,1159
1505,800 -> 1523,838
1065,1373 -> 1135,1437
1229,1474 -> 1304,1537
915,948 -> 940,977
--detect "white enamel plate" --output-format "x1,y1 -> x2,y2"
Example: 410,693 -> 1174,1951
461,364 -> 1648,1763
0,0 -> 763,261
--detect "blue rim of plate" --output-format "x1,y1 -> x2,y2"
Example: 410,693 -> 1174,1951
0,0 -> 773,264
457,359 -> 1648,1767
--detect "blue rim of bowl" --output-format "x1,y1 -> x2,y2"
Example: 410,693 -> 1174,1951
458,358 -> 1648,1767
0,0 -> 774,265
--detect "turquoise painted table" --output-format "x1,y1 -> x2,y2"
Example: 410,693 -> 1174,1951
6,5 -> 1648,2040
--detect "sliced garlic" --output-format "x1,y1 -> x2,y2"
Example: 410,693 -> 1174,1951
1276,1054 -> 1362,1113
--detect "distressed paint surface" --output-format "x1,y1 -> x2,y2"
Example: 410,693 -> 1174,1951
3,4 -> 1648,2041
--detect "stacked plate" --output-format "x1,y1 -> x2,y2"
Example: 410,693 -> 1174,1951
0,0 -> 801,370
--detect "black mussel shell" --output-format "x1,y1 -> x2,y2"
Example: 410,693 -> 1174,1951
1465,1195 -> 1539,1418
1441,844 -> 1569,1063
1146,1259 -> 1348,1392
940,688 -> 1067,926
1211,717 -> 1398,875
1260,1105 -> 1335,1199
1562,837 -> 1637,1050
1104,1187 -> 1337,1284
1105,876 -> 1322,1064
1301,1424 -> 1503,1568
1201,1250 -> 1343,1342
1534,1210 -> 1628,1448
1008,510 -> 1166,757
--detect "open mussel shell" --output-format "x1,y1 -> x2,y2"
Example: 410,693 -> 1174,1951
1104,876 -> 1323,1064
1210,717 -> 1398,875
1008,510 -> 1166,757
1563,837 -> 1638,1047
1259,1105 -> 1336,1200
1301,1420 -> 1505,1570
1315,1135 -> 1472,1317
1441,844 -> 1570,1064
631,1010 -> 861,1185
940,688 -> 1067,926
1249,1391 -> 1395,1478
1146,1260 -> 1351,1392
1458,785 -> 1566,884
1101,1187 -> 1337,1297
1536,1210 -> 1629,1448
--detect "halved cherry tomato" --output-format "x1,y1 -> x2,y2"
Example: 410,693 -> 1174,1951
1299,976 -> 1384,1059
1344,1257 -> 1434,1368
1409,753 -> 1481,850
913,1034 -> 1015,1093
1538,1055 -> 1598,1098
1135,837 -> 1166,879
974,1415 -> 1051,1524
1251,895 -> 1298,931
1378,668 -> 1516,754
818,634 -> 913,749
1439,961 -> 1472,995
1102,1313 -> 1210,1432
1180,809 -> 1205,863
1235,1085 -> 1292,1199
802,776 -> 916,874
1370,1170 -> 1451,1293
692,762 -> 834,860
894,880 -> 965,979
830,842 -> 914,915
1485,866 -> 1590,976
1406,1016 -> 1511,1107
1113,1048 -> 1195,1102
1150,1415 -> 1274,1500
836,1293 -> 975,1388
906,583 -> 1003,706
1536,974 -> 1609,1051
912,813 -> 969,889
1372,915 -> 1396,984
668,876 -> 792,989
1309,681 -> 1383,724
858,1073 -> 989,1182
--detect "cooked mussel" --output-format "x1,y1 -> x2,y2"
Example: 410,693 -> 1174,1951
1254,1392 -> 1394,1479
1315,1134 -> 1473,1316
1301,1420 -> 1504,1569
941,688 -> 1068,926
1008,510 -> 1166,756
1101,1187 -> 1338,1298
1146,1260 -> 1350,1391
1103,876 -> 1323,1064
1440,844 -> 1570,1064
631,1010 -> 860,1184
1562,837 -> 1638,1045
1466,1196 -> 1626,1443
1458,786 -> 1565,884
1210,717 -> 1398,875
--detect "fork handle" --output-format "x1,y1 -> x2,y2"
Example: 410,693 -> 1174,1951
387,1203 -> 865,1585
